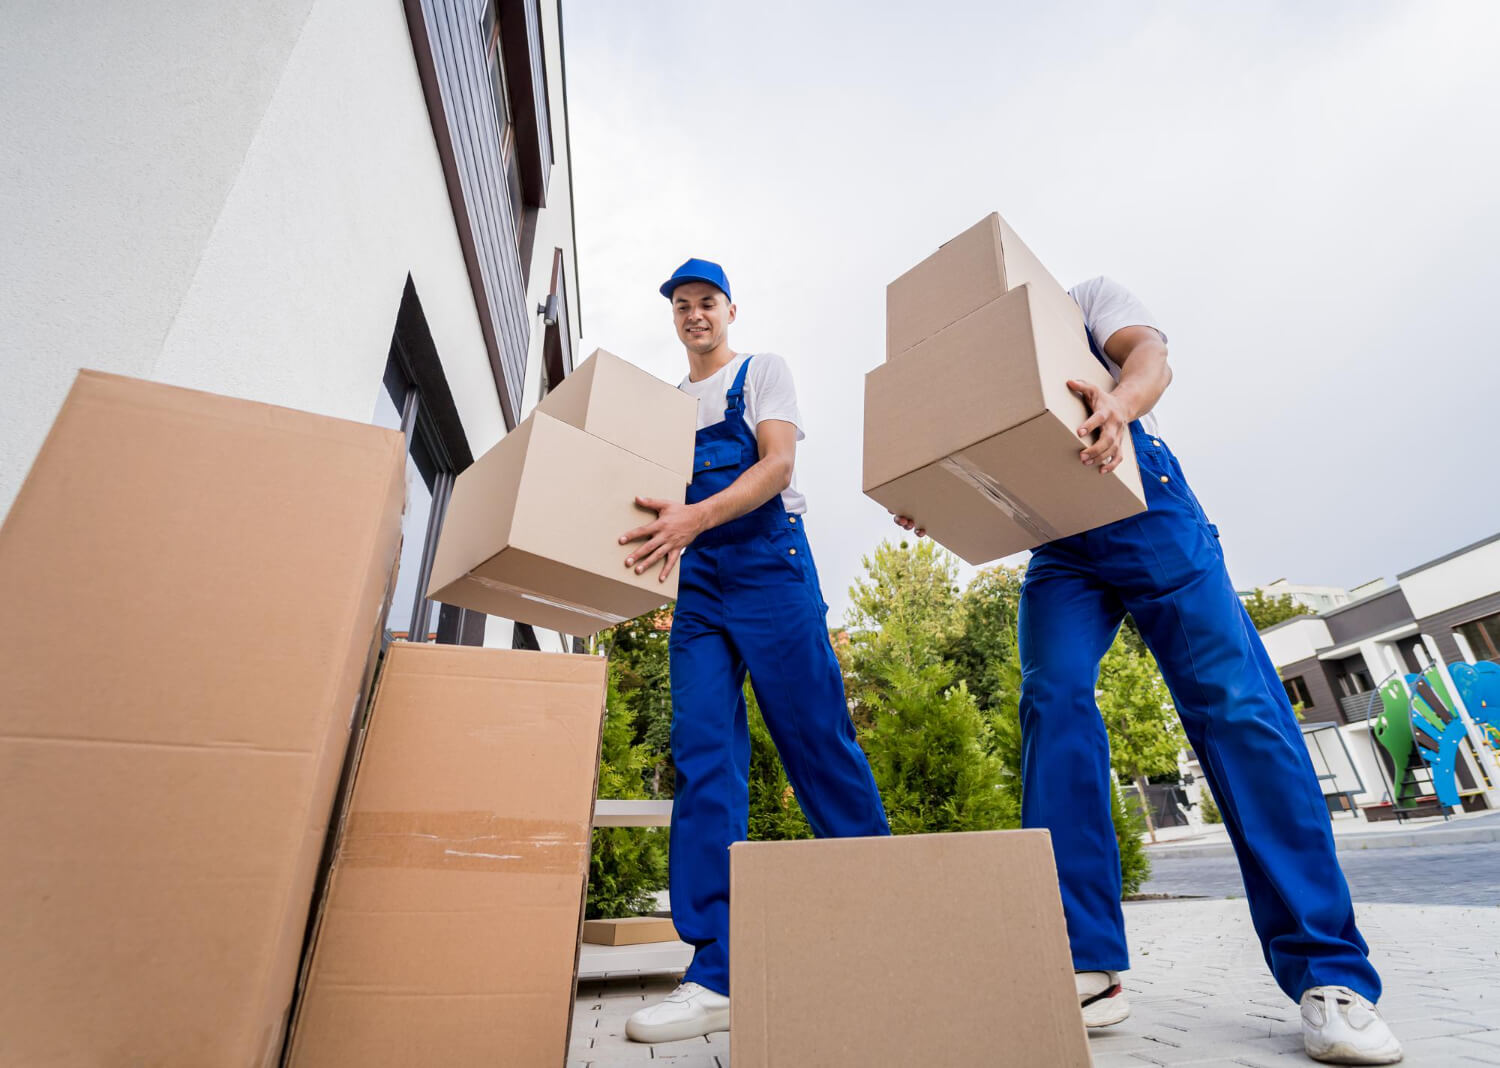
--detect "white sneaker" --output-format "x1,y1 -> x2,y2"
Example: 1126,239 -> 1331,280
1301,986 -> 1403,1064
1077,970 -> 1130,1027
625,981 -> 731,1043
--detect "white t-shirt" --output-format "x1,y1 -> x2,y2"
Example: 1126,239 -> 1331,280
677,352 -> 807,515
1068,276 -> 1168,438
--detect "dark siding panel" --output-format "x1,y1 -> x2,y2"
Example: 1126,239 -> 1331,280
1417,592 -> 1500,665
1324,587 -> 1414,645
1279,655 -> 1342,725
413,0 -> 533,428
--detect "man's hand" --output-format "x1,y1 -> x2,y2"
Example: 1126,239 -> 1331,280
891,514 -> 926,538
1067,378 -> 1133,475
620,497 -> 707,582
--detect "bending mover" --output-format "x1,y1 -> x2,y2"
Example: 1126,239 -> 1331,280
897,276 -> 1402,1066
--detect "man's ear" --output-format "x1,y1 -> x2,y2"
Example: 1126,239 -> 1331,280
727,303 -> 737,324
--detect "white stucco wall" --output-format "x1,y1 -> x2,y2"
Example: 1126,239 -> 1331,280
1259,616 -> 1333,668
1,0 -> 501,520
1400,538 -> 1500,619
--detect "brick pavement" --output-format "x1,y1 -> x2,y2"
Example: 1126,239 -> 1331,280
570,901 -> 1500,1067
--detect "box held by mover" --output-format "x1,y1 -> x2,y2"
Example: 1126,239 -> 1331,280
427,410 -> 687,635
865,213 -> 1147,563
0,371 -> 404,1067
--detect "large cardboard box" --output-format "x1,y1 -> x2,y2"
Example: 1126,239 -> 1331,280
535,348 -> 697,478
427,411 -> 687,634
286,643 -> 607,1068
730,831 -> 1090,1067
886,210 -> 1087,358
0,371 -> 405,1067
865,282 -> 1147,563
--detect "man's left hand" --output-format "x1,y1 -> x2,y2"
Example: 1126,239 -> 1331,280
1067,379 -> 1133,475
620,497 -> 706,582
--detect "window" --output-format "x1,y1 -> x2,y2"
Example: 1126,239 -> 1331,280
373,279 -> 484,647
1458,612 -> 1500,662
483,0 -> 540,277
1334,666 -> 1374,698
539,248 -> 573,394
1283,675 -> 1314,709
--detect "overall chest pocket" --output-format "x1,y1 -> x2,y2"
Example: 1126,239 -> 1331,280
694,439 -> 747,475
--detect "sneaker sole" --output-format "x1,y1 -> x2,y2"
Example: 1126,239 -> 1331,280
625,1007 -> 731,1044
1081,991 -> 1130,1028
1304,1038 -> 1403,1065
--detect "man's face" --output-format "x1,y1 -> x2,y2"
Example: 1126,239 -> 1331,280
672,282 -> 736,354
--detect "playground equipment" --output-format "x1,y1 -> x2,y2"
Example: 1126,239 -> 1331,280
1367,662 -> 1497,818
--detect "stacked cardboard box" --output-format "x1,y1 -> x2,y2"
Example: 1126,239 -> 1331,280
731,831 -> 1090,1067
0,372 -> 406,1066
428,348 -> 697,635
286,643 -> 607,1067
864,213 -> 1147,563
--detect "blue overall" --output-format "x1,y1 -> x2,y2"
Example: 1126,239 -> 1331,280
1017,332 -> 1382,1002
669,357 -> 890,995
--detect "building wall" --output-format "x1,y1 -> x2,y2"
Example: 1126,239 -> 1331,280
1,0 -> 502,518
1399,534 -> 1500,620
1259,616 -> 1333,666
1322,587 -> 1415,646
1276,654 -> 1343,726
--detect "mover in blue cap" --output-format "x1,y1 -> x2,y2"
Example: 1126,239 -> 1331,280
896,276 -> 1401,1065
619,259 -> 891,1043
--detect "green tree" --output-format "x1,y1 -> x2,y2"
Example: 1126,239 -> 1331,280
586,667 -> 669,918
597,609 -> 675,794
842,541 -> 1015,835
1242,588 -> 1311,631
1096,634 -> 1184,844
1112,780 -> 1151,896
1198,786 -> 1223,824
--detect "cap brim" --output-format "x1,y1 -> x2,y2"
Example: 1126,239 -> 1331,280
660,276 -> 729,301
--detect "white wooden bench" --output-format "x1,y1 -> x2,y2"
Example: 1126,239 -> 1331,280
580,799 -> 691,978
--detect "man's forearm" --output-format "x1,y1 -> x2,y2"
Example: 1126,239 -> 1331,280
1108,343 -> 1172,423
693,455 -> 793,531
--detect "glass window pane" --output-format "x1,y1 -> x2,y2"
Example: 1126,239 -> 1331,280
385,447 -> 435,639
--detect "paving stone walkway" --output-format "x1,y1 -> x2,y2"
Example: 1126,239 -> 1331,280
570,900 -> 1500,1067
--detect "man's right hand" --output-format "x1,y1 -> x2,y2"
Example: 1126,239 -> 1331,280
891,514 -> 926,538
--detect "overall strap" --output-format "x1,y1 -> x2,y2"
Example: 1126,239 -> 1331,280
724,355 -> 755,415
1084,326 -> 1112,373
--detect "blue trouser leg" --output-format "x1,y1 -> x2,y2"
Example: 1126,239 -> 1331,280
668,547 -> 749,996
1018,554 -> 1131,971
667,522 -> 889,996
733,525 -> 890,840
1112,534 -> 1377,1000
1091,431 -> 1379,1001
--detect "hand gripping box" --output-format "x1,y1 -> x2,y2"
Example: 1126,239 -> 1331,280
865,214 -> 1146,563
427,350 -> 697,636
0,371 -> 404,1067
286,643 -> 607,1068
731,831 -> 1090,1067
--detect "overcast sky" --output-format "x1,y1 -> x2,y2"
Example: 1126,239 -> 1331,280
561,0 -> 1500,623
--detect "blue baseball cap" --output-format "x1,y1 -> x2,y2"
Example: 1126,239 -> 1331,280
660,258 -> 732,302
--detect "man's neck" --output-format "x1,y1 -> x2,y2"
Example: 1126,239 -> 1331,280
686,342 -> 738,384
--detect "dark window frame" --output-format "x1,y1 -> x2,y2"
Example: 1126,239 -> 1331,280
1283,675 -> 1314,709
381,277 -> 484,649
1458,612 -> 1500,661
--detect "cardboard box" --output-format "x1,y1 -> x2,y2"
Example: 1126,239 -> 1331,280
535,348 -> 698,479
886,210 -> 1087,358
730,831 -> 1090,1067
427,411 -> 687,635
286,643 -> 607,1068
0,371 -> 404,1067
865,283 -> 1147,564
583,916 -> 680,946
